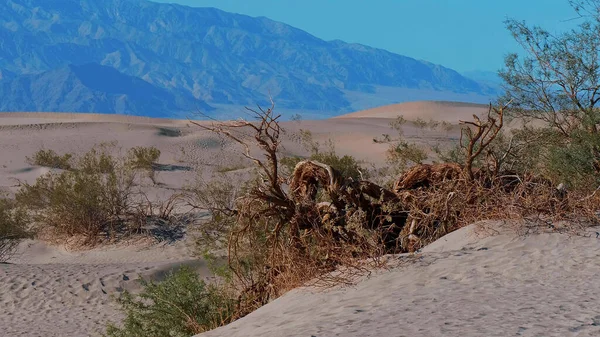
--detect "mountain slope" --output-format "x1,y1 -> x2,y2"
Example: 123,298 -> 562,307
0,0 -> 497,117
0,63 -> 209,116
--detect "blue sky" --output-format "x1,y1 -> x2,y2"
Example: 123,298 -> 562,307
152,0 -> 579,74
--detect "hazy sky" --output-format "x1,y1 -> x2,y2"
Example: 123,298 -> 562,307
152,0 -> 579,73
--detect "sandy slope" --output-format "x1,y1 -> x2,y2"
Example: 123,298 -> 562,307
198,222 -> 600,337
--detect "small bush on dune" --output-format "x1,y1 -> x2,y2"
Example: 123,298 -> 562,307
16,155 -> 135,241
78,143 -> 119,174
26,149 -> 73,170
16,144 -> 168,243
0,196 -> 29,262
127,146 -> 161,171
104,267 -> 236,337
126,146 -> 161,184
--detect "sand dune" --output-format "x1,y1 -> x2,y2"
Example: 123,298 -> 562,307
335,101 -> 490,123
198,222 -> 600,337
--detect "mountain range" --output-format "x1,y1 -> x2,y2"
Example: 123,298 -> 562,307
0,0 -> 499,118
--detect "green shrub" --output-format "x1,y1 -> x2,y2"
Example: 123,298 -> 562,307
546,130 -> 600,189
104,267 -> 236,337
0,196 -> 30,262
26,149 -> 73,170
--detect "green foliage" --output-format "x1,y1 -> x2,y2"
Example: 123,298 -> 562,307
501,7 -> 600,134
26,149 -> 73,170
501,2 -> 600,187
104,267 -> 236,337
387,141 -> 428,171
0,196 -> 30,262
546,130 -> 600,188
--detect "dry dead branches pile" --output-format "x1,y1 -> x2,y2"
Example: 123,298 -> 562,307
190,100 -> 599,315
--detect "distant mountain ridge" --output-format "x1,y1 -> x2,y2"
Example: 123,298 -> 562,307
0,63 -> 210,116
0,0 -> 498,118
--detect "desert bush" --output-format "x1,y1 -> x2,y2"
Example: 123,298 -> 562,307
77,143 -> 119,174
126,146 -> 161,184
546,130 -> 600,189
127,146 -> 161,170
16,145 -> 142,242
185,174 -> 244,252
145,93 -> 600,337
185,102 -> 523,322
0,196 -> 29,262
104,267 -> 236,337
26,149 -> 73,170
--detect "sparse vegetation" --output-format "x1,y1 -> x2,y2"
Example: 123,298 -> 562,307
174,93 -> 600,334
15,144 -> 174,244
127,146 -> 161,171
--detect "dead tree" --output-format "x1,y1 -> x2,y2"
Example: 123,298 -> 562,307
459,101 -> 511,180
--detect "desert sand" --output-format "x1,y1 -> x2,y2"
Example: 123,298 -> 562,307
2,102 -> 594,337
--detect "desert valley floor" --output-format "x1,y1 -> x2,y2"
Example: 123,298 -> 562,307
2,102 -> 599,337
